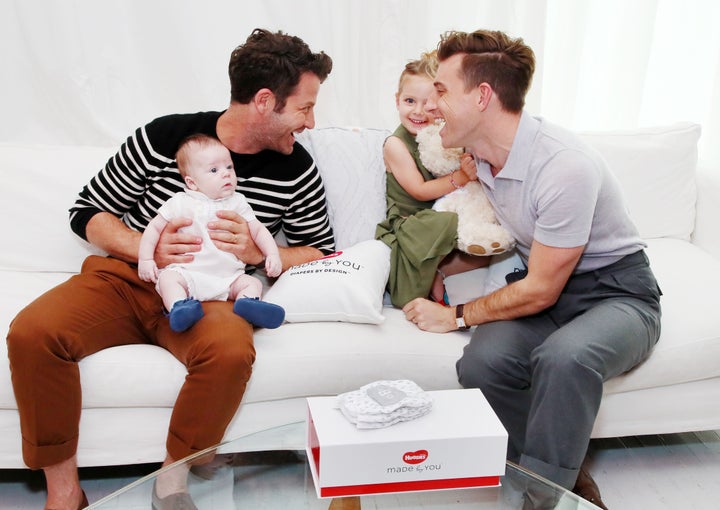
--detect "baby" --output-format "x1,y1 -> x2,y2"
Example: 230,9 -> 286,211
138,133 -> 284,332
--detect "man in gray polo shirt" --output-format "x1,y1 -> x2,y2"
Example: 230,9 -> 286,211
403,29 -> 661,509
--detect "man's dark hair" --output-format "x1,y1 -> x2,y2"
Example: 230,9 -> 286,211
229,28 -> 333,111
437,29 -> 535,113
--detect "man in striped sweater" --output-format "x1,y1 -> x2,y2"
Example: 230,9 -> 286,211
7,29 -> 333,510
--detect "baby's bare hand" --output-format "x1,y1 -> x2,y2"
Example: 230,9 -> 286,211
264,254 -> 282,278
138,259 -> 159,283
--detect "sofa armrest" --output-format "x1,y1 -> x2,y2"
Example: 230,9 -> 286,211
692,164 -> 720,259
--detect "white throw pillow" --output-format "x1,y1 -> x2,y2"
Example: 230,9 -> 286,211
296,128 -> 389,250
578,122 -> 701,241
264,239 -> 391,324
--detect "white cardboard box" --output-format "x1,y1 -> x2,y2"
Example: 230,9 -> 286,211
306,388 -> 508,498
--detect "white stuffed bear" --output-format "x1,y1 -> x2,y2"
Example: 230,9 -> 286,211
416,123 -> 515,256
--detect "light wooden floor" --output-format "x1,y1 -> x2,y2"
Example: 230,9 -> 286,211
586,430 -> 720,509
1,429 -> 718,509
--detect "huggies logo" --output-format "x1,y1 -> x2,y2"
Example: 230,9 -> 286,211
403,450 -> 428,464
387,449 -> 440,474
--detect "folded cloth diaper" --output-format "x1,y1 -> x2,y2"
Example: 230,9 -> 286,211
337,380 -> 432,429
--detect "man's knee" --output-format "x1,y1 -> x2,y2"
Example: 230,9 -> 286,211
217,338 -> 256,372
187,308 -> 256,373
531,337 -> 606,385
199,338 -> 255,395
457,336 -> 506,389
7,306 -> 53,364
457,320 -> 540,389
457,355 -> 488,390
533,337 -> 579,369
196,332 -> 255,367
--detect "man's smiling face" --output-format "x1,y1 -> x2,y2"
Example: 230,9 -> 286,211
426,53 -> 482,149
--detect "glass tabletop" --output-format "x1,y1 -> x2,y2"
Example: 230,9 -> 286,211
87,422 -> 600,509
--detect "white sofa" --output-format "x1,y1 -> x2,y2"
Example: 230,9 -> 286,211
1,122 -> 719,469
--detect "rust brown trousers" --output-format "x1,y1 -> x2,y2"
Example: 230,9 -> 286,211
7,255 -> 255,469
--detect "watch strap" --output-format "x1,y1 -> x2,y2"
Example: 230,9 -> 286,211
455,303 -> 469,330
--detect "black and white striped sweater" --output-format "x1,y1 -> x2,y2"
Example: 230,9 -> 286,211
69,111 -> 335,254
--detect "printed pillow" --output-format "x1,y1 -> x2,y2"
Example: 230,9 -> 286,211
264,240 -> 391,324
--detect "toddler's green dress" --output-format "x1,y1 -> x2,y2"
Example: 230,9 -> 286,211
375,125 -> 458,307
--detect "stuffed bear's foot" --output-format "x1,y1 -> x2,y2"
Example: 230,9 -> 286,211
466,242 -> 510,256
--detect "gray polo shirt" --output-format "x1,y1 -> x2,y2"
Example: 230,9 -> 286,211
476,112 -> 645,273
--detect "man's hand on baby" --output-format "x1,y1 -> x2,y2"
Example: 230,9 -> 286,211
138,259 -> 159,283
210,210 -> 264,265
263,254 -> 282,278
156,217 -> 201,268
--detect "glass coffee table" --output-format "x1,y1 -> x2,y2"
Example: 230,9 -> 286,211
87,422 -> 601,509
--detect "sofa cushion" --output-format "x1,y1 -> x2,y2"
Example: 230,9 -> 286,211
603,237 -> 720,394
578,122 -> 701,241
0,144 -> 112,273
296,127 -> 389,250
0,304 -> 468,410
3,236 -> 718,411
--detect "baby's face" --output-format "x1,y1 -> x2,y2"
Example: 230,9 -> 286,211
185,144 -> 236,200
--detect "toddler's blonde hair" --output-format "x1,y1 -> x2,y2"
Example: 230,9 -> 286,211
397,50 -> 438,93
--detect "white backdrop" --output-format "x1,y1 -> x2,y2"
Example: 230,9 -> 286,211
2,0 -> 718,168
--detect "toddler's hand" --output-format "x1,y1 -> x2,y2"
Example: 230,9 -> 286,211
138,259 -> 158,283
459,153 -> 478,181
264,254 -> 282,278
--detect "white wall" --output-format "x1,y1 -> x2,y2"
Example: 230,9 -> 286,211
1,0 -> 718,167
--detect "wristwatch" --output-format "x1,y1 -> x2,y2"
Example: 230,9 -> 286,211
455,304 -> 469,330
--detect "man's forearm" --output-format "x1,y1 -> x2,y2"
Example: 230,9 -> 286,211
85,212 -> 142,263
278,245 -> 324,271
463,274 -> 564,328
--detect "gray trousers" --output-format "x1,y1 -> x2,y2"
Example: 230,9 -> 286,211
456,250 -> 662,489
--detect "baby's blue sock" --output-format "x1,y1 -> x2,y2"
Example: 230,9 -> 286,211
169,298 -> 204,332
233,297 -> 285,329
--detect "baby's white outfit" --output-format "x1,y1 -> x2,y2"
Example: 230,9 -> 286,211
157,189 -> 256,301
337,380 -> 433,429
